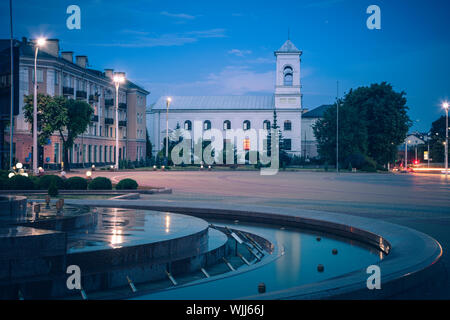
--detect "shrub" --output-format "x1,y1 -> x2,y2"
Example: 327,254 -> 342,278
65,176 -> 88,190
37,175 -> 65,190
116,178 -> 138,190
7,175 -> 35,190
48,180 -> 59,196
88,177 -> 112,190
361,157 -> 377,172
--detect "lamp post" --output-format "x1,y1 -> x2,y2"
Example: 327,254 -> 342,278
405,139 -> 410,171
33,38 -> 46,175
165,97 -> 172,164
443,102 -> 449,177
113,74 -> 125,170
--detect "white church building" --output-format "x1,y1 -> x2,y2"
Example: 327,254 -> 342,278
147,39 -> 331,160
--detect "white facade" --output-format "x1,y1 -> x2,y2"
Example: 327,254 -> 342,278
147,40 -> 328,159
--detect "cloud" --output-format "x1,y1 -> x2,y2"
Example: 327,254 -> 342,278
228,49 -> 252,57
160,11 -> 197,20
145,66 -> 274,99
89,29 -> 226,48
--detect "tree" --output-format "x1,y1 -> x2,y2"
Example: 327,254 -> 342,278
24,95 -> 93,171
313,82 -> 411,168
429,116 -> 449,163
267,109 -> 289,168
145,129 -> 152,159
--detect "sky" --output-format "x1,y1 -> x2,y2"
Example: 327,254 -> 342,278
1,0 -> 449,132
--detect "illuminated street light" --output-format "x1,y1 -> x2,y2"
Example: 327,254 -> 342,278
33,38 -> 46,175
443,102 -> 449,177
113,73 -> 125,170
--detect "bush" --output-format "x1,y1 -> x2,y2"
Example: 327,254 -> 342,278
37,175 -> 65,190
65,176 -> 88,190
48,180 -> 59,196
116,178 -> 138,190
361,157 -> 377,172
7,175 -> 35,190
88,177 -> 112,190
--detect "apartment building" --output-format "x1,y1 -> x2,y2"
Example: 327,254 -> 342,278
0,37 -> 149,169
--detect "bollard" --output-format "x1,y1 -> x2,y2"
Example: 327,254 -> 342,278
55,200 -> 62,213
208,165 -> 212,171
33,204 -> 40,214
153,165 -> 157,171
45,195 -> 50,207
258,283 -> 266,294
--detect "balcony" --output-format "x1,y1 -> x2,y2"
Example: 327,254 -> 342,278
63,87 -> 74,95
119,102 -> 127,110
89,94 -> 99,103
105,117 -> 114,125
91,115 -> 99,122
76,90 -> 87,99
105,98 -> 114,107
119,120 -> 127,127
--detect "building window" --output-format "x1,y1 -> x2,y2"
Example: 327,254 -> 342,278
263,120 -> 271,130
284,120 -> 292,131
54,143 -> 59,163
99,145 -> 103,163
223,120 -> 231,130
284,139 -> 292,151
88,145 -> 92,163
184,120 -> 192,131
55,71 -> 59,85
283,66 -> 293,86
32,68 -> 44,83
94,145 -> 97,163
244,138 -> 250,151
243,120 -> 251,131
204,120 -> 211,130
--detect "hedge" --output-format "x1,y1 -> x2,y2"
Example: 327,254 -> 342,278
65,177 -> 88,190
116,178 -> 138,190
37,175 -> 66,190
88,177 -> 112,190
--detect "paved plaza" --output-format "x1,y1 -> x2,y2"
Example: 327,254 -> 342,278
70,170 -> 450,298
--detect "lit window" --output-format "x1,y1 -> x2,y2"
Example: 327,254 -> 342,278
184,120 -> 192,131
244,138 -> 250,151
263,120 -> 270,130
204,120 -> 211,130
243,120 -> 251,130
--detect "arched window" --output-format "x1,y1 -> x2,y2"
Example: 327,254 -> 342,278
284,120 -> 292,131
243,120 -> 251,130
263,120 -> 271,130
184,120 -> 192,131
203,120 -> 211,130
223,120 -> 231,130
283,66 -> 293,86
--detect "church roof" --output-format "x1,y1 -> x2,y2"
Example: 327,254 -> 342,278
151,96 -> 275,111
303,104 -> 333,118
275,40 -> 301,53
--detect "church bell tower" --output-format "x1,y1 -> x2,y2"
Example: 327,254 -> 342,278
274,39 -> 302,110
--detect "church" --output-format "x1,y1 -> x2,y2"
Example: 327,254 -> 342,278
147,39 -> 331,160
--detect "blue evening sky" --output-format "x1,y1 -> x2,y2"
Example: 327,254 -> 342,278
1,0 -> 449,132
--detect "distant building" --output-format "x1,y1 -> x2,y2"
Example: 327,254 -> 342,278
0,37 -> 149,169
147,39 -> 332,160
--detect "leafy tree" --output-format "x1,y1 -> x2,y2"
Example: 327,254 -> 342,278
145,129 -> 152,159
24,95 -> 93,171
313,82 -> 411,167
429,116 -> 449,163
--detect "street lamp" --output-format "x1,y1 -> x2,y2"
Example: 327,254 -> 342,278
405,139 -> 411,171
33,37 -> 46,175
113,73 -> 125,170
443,102 -> 449,177
165,97 -> 172,164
